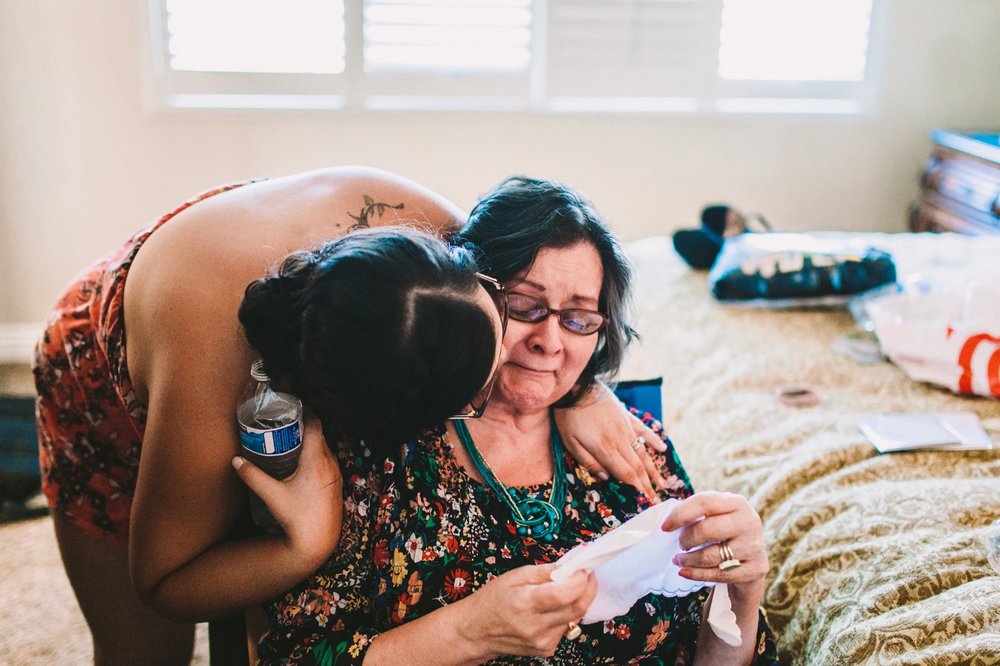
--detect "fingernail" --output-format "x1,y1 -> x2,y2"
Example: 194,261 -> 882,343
671,555 -> 680,566
597,471 -> 609,481
231,456 -> 245,471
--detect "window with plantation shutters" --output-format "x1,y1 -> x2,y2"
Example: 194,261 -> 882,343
361,0 -> 534,109
363,0 -> 532,73
147,0 -> 886,114
713,0 -> 879,113
152,0 -> 349,108
165,0 -> 346,74
543,0 -> 721,112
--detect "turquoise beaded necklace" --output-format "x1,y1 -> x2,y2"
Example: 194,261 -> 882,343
453,418 -> 568,542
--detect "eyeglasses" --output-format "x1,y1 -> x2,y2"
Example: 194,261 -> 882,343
451,273 -> 508,420
507,292 -> 606,336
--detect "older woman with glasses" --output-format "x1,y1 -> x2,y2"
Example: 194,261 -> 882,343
257,177 -> 778,665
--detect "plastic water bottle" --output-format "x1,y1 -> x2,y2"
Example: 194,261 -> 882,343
236,359 -> 303,533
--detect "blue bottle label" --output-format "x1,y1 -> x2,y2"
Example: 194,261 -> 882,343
238,418 -> 302,455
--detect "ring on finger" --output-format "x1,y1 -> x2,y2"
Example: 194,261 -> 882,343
718,541 -> 741,571
564,621 -> 582,640
630,436 -> 646,451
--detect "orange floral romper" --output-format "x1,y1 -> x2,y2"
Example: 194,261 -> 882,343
32,183 -> 247,545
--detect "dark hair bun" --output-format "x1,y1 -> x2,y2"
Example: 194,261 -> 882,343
238,251 -> 319,382
237,227 -> 498,453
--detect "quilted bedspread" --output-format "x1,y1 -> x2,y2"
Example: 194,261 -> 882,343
620,233 -> 1000,665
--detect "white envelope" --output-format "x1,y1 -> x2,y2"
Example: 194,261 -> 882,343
552,498 -> 741,646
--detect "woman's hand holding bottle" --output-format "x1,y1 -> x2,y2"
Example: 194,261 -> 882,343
232,415 -> 344,569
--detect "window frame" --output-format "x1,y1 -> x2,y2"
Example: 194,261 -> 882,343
143,0 -> 891,116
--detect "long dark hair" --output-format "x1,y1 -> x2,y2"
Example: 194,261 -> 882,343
455,176 -> 636,406
239,227 -> 496,453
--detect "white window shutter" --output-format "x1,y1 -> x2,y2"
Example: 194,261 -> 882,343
545,0 -> 722,108
363,0 -> 532,74
165,0 -> 346,74
153,0 -> 348,108
359,0 -> 534,108
719,0 -> 874,81
711,0 -> 880,112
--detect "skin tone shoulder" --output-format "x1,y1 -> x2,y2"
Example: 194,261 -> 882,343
123,167 -> 467,619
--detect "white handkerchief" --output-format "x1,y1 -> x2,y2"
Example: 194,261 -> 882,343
708,583 -> 741,646
552,499 -> 741,645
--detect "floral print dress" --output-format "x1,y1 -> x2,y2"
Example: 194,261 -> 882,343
32,183 -> 249,545
257,414 -> 778,665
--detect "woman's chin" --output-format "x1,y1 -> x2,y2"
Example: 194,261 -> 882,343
497,382 -> 559,413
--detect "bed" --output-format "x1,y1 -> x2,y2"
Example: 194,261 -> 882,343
620,232 -> 1000,665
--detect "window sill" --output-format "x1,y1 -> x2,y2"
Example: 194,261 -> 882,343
150,93 -> 875,117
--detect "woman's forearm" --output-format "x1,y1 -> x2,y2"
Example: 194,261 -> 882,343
132,411 -> 344,622
362,600 -> 490,666
135,534 -> 329,621
693,581 -> 765,666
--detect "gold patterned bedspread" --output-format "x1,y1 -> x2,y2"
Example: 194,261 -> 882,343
621,233 -> 1000,665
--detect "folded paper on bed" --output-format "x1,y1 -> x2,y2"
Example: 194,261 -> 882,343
552,498 -> 741,645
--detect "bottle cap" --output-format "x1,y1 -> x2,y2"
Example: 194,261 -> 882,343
250,359 -> 270,382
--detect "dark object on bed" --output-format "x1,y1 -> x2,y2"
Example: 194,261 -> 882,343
672,204 -> 772,270
708,233 -> 897,303
0,396 -> 39,502
672,228 -> 724,269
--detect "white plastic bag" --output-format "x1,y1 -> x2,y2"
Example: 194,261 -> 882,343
866,279 -> 1000,397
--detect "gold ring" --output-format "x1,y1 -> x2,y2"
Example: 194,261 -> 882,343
718,541 -> 741,571
630,436 -> 646,451
564,621 -> 582,640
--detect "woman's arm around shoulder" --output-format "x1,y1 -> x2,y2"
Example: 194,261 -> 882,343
554,382 -> 670,500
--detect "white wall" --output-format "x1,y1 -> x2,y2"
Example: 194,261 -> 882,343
1,0 -> 998,324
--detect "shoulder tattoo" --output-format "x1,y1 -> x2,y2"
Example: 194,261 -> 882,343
348,195 -> 406,231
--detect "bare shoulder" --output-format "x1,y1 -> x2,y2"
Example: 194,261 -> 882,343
124,254 -> 253,407
122,200 -> 268,402
302,165 -> 449,197
299,166 -> 468,232
122,166 -> 465,393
